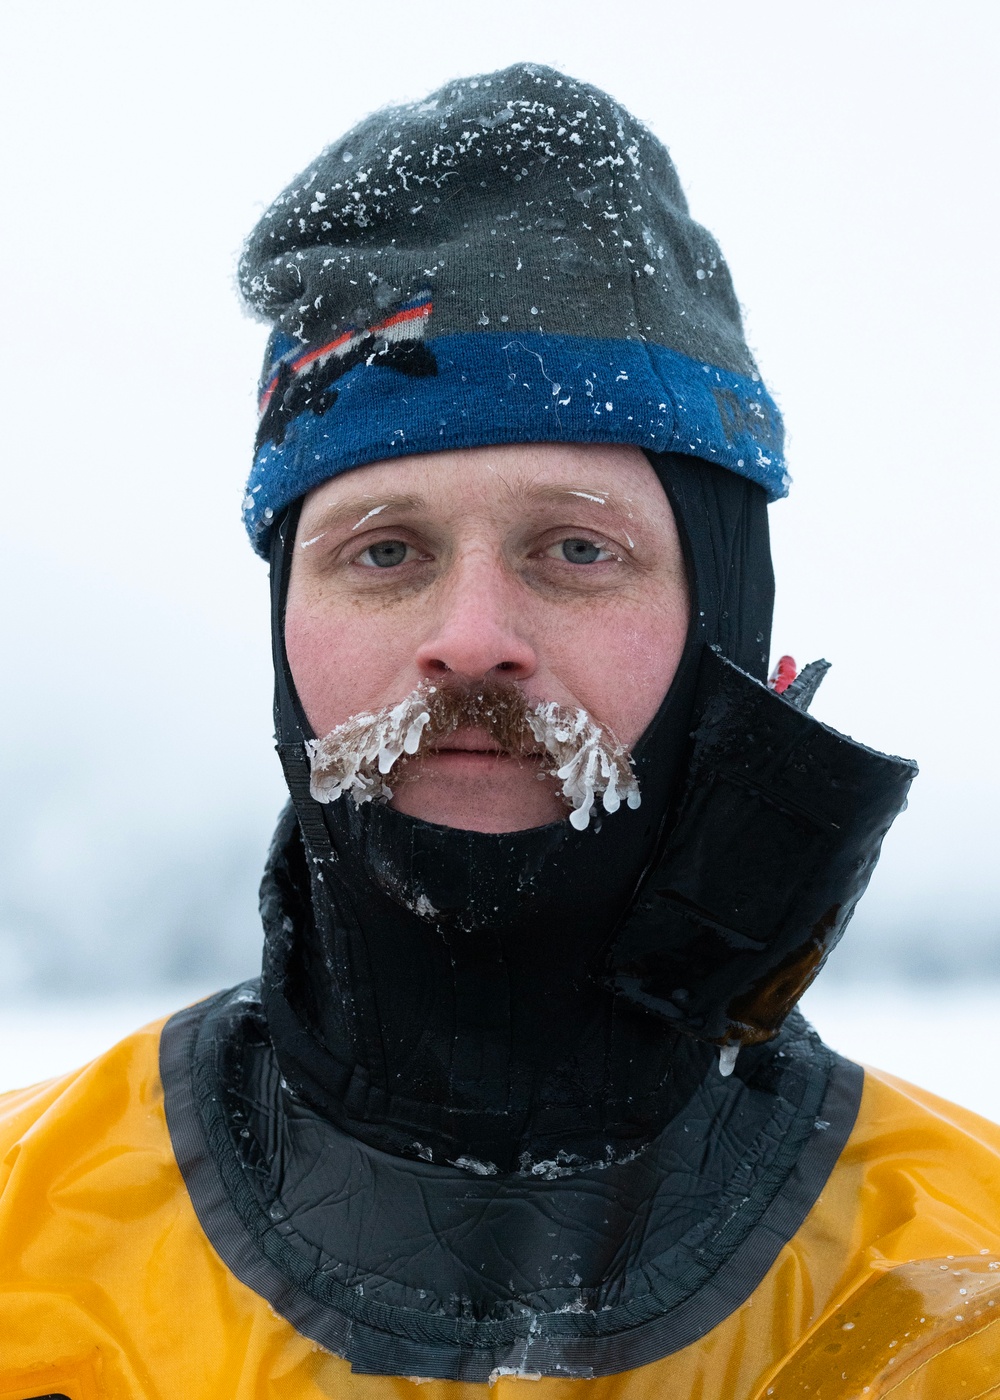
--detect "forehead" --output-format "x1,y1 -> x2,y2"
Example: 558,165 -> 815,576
298,442 -> 670,528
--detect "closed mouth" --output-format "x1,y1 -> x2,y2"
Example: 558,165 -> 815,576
422,729 -> 543,765
429,727 -> 517,757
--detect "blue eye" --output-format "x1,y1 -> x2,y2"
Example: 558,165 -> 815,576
361,540 -> 409,568
548,537 -> 611,564
562,539 -> 601,563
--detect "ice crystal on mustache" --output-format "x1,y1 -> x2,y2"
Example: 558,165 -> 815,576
305,687 -> 434,805
304,682 -> 641,830
526,703 -> 641,831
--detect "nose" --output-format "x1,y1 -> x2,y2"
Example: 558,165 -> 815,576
414,554 -> 537,683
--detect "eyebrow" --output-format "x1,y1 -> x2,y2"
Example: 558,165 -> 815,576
511,482 -> 633,514
297,480 -> 635,543
298,493 -> 425,541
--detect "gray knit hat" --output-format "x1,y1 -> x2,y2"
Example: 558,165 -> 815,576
239,63 -> 785,555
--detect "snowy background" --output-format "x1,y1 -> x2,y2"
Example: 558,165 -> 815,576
1,2 -> 998,1108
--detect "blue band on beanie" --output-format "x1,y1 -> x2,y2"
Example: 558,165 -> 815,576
243,331 -> 786,556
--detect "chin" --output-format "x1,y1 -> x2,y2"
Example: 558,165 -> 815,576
389,759 -> 567,833
389,793 -> 567,834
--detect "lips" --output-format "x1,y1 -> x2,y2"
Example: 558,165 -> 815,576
419,728 -> 547,772
427,727 -> 509,757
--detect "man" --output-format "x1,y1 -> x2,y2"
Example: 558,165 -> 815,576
3,63 -> 1000,1399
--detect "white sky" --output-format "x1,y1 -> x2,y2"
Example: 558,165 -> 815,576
1,0 -> 998,987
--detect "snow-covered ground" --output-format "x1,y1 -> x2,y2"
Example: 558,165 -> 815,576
0,982 -> 997,1124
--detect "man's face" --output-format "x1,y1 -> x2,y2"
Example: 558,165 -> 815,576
286,442 -> 689,833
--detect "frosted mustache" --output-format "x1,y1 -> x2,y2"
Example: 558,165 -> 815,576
304,681 -> 641,832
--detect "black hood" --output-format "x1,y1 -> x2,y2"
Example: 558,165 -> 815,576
155,450 -> 917,1380
259,452 -> 914,1174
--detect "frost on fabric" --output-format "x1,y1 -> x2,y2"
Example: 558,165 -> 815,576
236,63 -> 743,371
450,1155 -> 498,1177
518,1143 -> 641,1181
304,682 -> 640,831
487,1315 -> 546,1384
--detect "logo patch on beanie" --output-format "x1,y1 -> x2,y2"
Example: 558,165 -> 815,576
256,291 -> 436,451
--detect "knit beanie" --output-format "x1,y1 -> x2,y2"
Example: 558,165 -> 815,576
238,63 -> 786,556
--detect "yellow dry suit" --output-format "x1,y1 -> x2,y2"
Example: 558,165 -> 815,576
3,1007 -> 1000,1400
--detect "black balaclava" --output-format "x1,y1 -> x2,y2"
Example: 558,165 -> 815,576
157,443 -> 913,1380
260,452 -> 775,1174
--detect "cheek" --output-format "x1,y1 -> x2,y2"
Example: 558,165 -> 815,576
543,597 -> 689,747
284,596 -> 409,736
